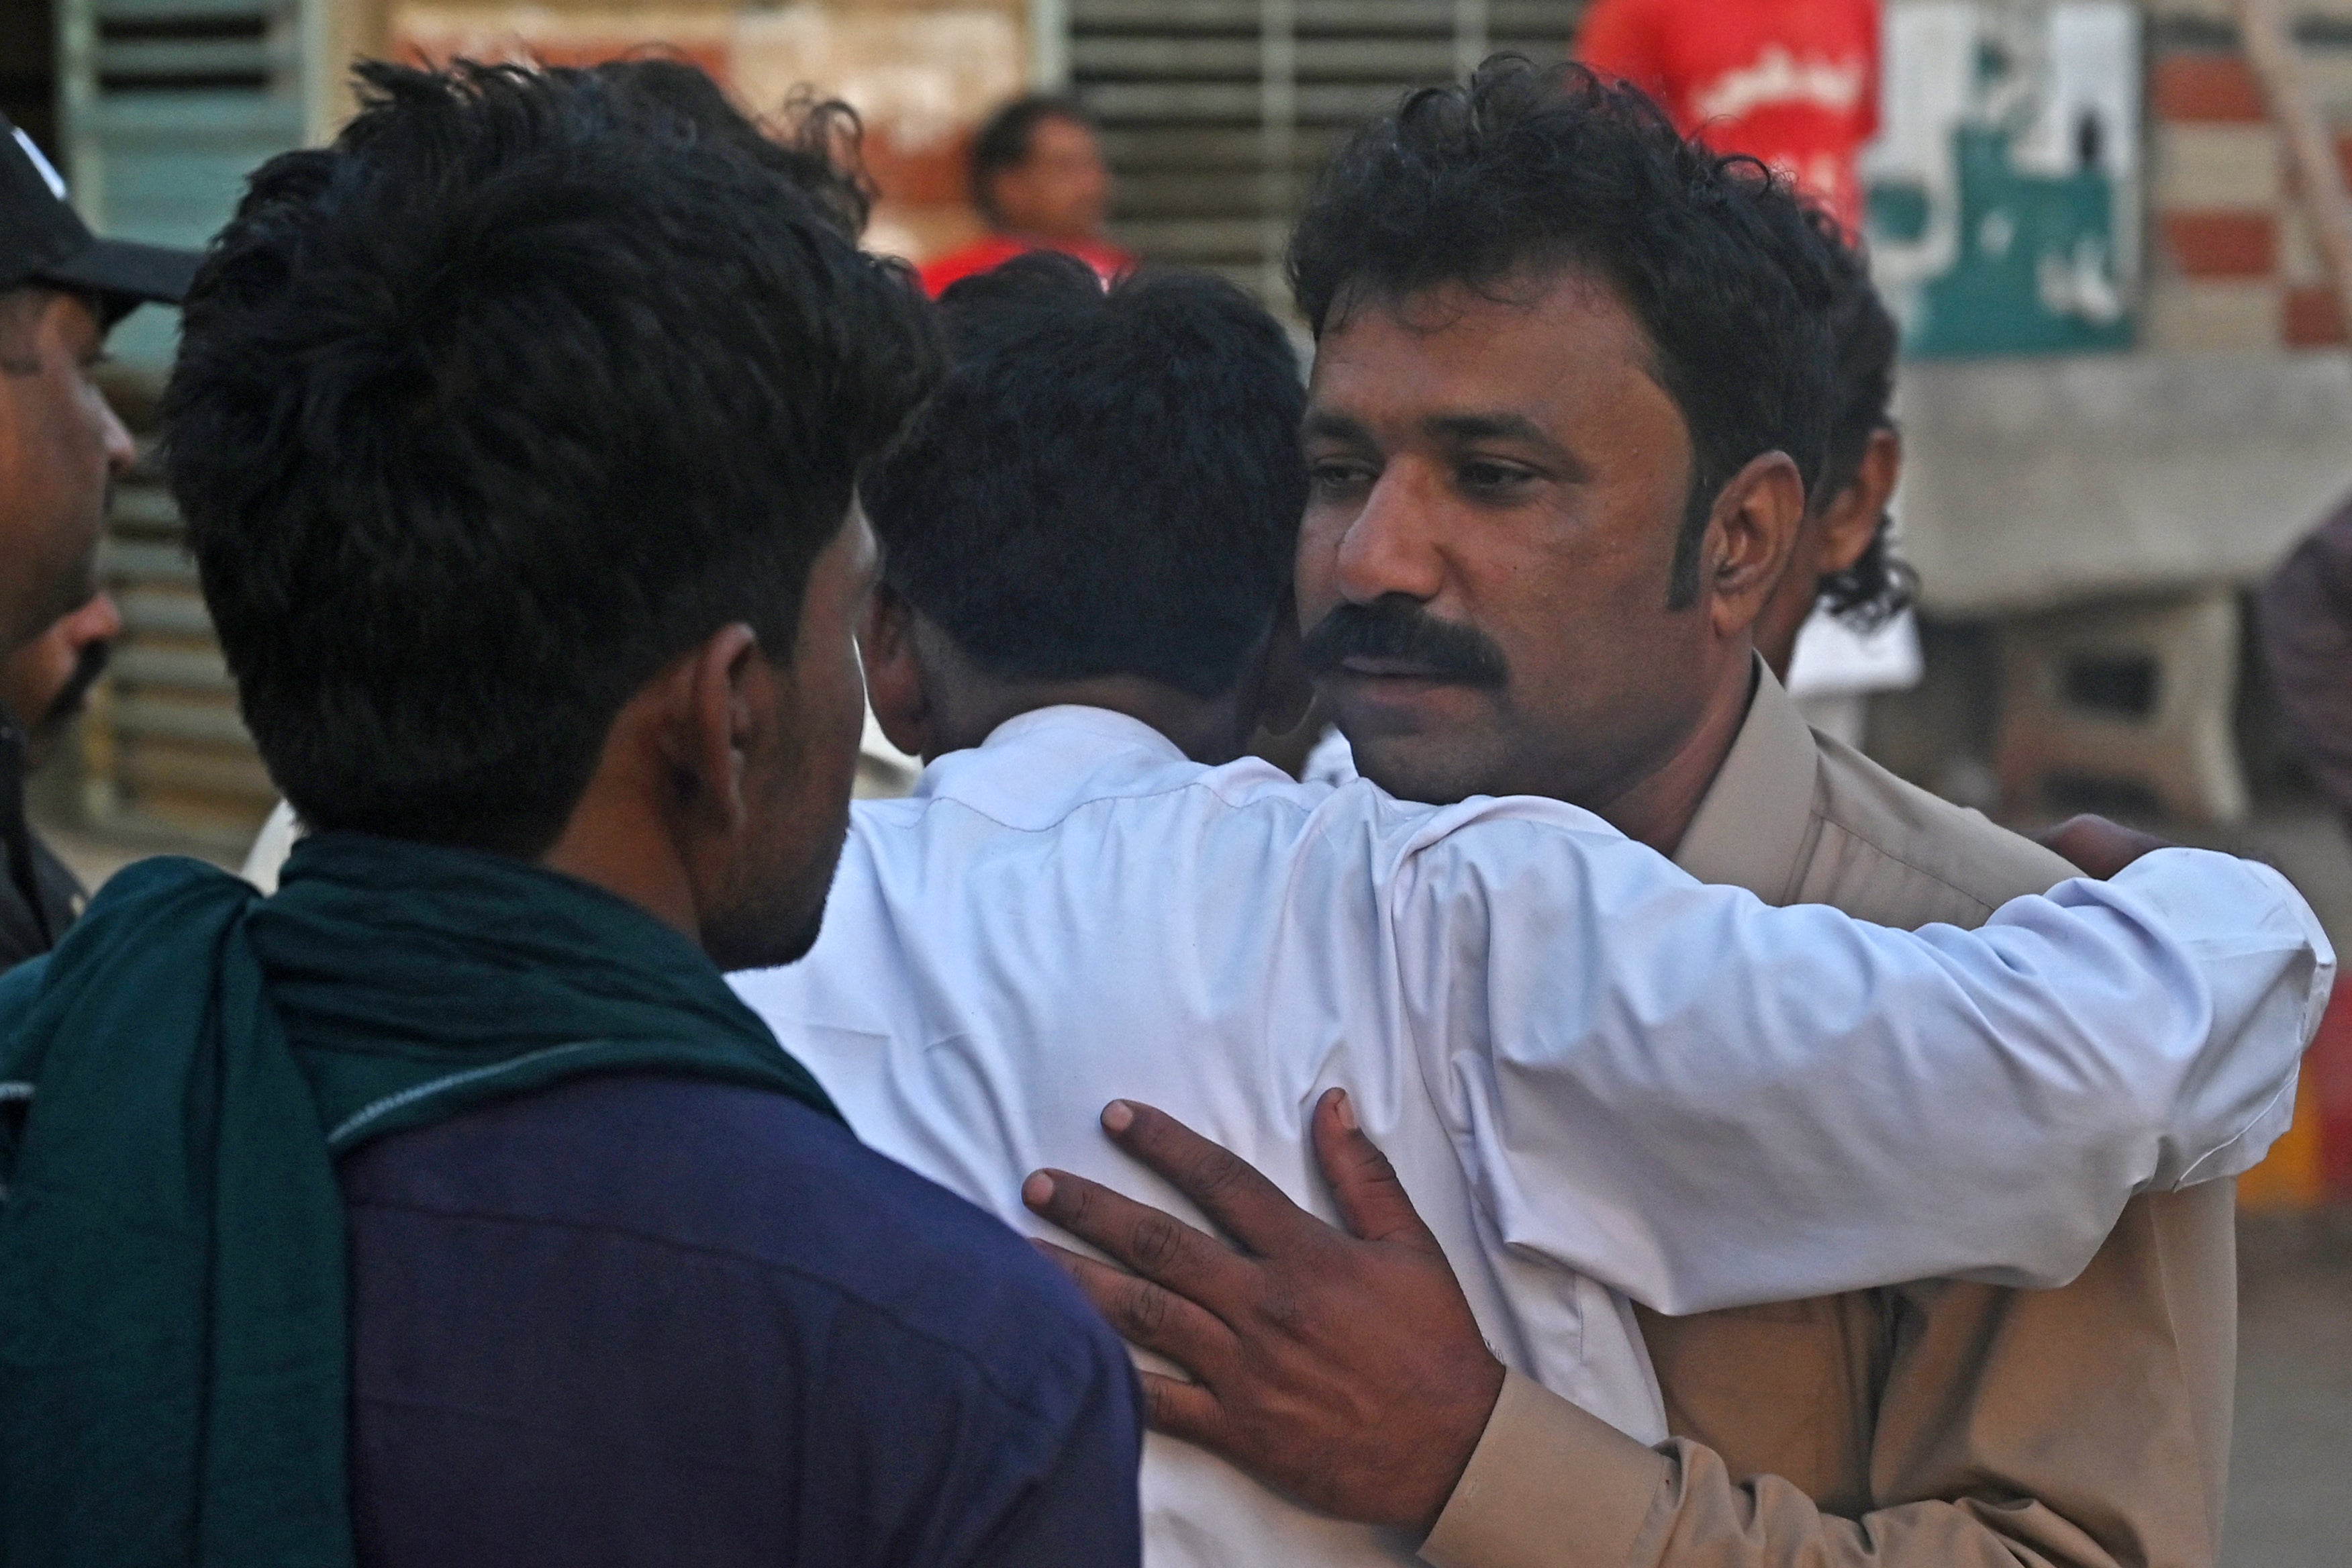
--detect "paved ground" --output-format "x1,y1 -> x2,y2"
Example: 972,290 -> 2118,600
34,804 -> 2352,1558
2226,1213 -> 2352,1566
1993,802 -> 2352,1563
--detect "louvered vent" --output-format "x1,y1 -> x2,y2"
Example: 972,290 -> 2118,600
1069,0 -> 1585,309
61,0 -> 309,368
58,0 -> 313,849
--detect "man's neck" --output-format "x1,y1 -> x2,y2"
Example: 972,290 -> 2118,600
1585,656 -> 1760,856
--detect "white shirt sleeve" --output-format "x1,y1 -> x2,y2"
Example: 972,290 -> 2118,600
1387,816 -> 2332,1315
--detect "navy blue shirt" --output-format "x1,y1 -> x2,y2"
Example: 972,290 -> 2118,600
339,1072 -> 1142,1567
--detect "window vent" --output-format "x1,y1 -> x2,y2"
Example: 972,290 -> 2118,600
1069,0 -> 1585,308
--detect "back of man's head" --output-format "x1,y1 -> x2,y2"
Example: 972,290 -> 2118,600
166,60 -> 939,858
863,254 -> 1304,699
1287,57 -> 1836,607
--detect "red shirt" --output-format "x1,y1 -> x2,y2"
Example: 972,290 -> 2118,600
916,234 -> 1136,298
1577,0 -> 1880,231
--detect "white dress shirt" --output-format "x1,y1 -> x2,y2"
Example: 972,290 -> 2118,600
732,705 -> 2331,1568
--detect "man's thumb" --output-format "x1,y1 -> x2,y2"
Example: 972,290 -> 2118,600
1312,1087 -> 1438,1249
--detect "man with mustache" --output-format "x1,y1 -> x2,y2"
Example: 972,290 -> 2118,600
0,590 -> 119,962
732,120 -> 2325,1568
1028,65 -> 2252,1568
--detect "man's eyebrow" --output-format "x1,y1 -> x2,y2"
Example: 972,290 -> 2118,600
1298,411 -> 1373,446
1301,408 -> 1374,444
1426,411 -> 1587,477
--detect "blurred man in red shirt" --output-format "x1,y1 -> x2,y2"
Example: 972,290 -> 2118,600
920,95 -> 1134,296
1578,0 -> 1879,230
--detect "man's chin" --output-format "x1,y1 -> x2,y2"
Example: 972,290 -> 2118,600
1324,684 -> 1511,805
707,898 -> 828,975
1343,730 -> 1506,807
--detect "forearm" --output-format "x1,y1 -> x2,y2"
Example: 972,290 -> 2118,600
1409,830 -> 2329,1310
1632,1441 -> 2133,1568
1422,1375 -> 2161,1568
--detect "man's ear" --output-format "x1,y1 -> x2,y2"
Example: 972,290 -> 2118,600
1702,450 -> 1807,639
859,583 -> 935,760
671,622 -> 765,837
1253,592 -> 1315,738
1814,428 -> 1902,576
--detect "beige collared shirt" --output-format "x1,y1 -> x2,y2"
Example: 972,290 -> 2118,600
1423,664 -> 2238,1568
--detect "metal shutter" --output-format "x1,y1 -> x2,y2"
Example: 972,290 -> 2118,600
58,0 -> 317,850
60,0 -> 316,369
1066,0 -> 1585,309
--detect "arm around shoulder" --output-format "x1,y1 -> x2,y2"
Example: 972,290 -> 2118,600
1387,818 -> 2329,1312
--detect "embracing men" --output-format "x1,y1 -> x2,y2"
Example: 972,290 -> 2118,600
736,61 -> 2325,1568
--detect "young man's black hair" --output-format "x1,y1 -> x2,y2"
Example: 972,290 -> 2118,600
969,93 -> 1095,225
596,58 -> 878,240
167,58 -> 938,857
864,252 -> 1306,700
1286,56 -> 1836,609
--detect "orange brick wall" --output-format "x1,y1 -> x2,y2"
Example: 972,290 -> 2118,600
2147,40 -> 2352,351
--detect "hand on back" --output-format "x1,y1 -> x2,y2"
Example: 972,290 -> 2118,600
1022,1089 -> 1503,1533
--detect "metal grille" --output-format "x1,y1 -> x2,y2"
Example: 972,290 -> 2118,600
56,0 -> 317,849
1068,0 -> 1585,307
59,0 -> 313,370
82,423 -> 277,853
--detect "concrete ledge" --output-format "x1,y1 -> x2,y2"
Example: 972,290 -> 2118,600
1894,350 -> 2352,614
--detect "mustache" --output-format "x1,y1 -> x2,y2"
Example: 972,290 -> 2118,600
1300,597 -> 1509,688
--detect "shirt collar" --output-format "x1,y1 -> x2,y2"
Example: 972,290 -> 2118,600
972,703 -> 1187,761
908,704 -> 1196,829
1671,656 -> 1820,903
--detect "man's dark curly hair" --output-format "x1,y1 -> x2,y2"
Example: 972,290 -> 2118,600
165,60 -> 941,856
1797,205 -> 1917,632
1287,57 -> 1838,609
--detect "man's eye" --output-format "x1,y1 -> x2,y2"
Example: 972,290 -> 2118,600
1460,460 -> 1534,491
1309,461 -> 1375,493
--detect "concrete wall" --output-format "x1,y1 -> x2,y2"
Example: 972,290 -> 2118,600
1896,350 -> 2352,612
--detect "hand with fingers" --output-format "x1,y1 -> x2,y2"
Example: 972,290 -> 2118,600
2033,814 -> 2172,879
1020,1089 -> 1506,1535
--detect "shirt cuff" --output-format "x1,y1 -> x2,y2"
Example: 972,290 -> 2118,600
1420,1369 -> 1673,1568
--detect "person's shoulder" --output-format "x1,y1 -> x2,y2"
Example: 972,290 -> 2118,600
342,1072 -> 1128,1412
1215,769 -> 1640,899
1806,733 -> 2079,921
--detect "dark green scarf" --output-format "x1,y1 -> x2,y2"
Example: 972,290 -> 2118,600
0,832 -> 841,1567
